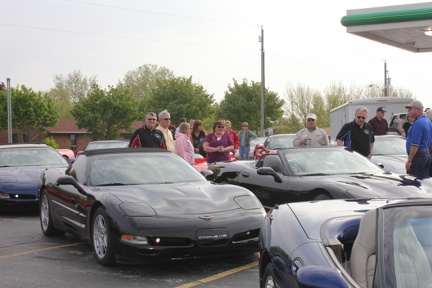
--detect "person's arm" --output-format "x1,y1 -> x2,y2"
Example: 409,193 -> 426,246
292,129 -> 303,147
203,141 -> 217,153
322,130 -> 329,146
397,116 -> 404,133
368,143 -> 374,159
406,145 -> 419,172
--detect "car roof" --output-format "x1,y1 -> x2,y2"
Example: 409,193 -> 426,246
0,143 -> 49,149
87,140 -> 128,144
83,147 -> 170,156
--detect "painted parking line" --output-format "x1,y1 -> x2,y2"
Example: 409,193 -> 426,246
175,261 -> 258,288
0,242 -> 85,259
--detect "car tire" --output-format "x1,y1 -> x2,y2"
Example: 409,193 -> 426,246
262,263 -> 276,288
40,190 -> 65,236
92,208 -> 116,266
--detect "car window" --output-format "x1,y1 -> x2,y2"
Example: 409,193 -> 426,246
281,148 -> 384,176
0,147 -> 67,166
88,153 -> 204,186
373,137 -> 406,155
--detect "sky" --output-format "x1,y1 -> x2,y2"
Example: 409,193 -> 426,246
1,0 -> 431,107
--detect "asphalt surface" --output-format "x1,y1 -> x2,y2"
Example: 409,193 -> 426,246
0,209 -> 260,288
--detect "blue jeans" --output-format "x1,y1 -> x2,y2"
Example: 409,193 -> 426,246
239,146 -> 250,160
409,150 -> 431,179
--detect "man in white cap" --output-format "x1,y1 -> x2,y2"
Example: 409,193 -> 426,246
404,100 -> 432,178
368,106 -> 388,135
293,113 -> 329,147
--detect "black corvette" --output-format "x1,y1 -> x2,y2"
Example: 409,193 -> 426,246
39,148 -> 265,266
258,198 -> 432,287
209,146 -> 432,208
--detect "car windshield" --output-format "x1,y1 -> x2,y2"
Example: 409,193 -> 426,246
373,137 -> 406,155
267,135 -> 296,149
251,137 -> 267,146
86,141 -> 128,150
88,153 -> 205,186
382,205 -> 432,287
281,147 -> 384,176
0,147 -> 68,166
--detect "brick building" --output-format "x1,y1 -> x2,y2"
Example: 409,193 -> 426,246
0,119 -> 144,155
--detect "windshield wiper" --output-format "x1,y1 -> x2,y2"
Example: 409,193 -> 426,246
301,173 -> 328,176
97,183 -> 129,186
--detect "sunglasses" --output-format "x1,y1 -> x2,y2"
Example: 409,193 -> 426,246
356,116 -> 366,119
242,125 -> 248,127
147,118 -> 156,121
162,118 -> 171,121
307,119 -> 315,122
217,125 -> 225,129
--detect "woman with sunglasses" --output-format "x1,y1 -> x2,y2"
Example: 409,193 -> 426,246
203,120 -> 234,164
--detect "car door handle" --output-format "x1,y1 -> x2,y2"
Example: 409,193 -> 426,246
241,172 -> 250,178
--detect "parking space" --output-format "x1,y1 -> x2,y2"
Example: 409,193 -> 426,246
0,210 -> 259,288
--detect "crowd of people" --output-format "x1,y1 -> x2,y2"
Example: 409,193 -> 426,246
128,111 -> 257,165
130,100 -> 432,179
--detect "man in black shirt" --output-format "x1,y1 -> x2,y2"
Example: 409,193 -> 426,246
129,112 -> 167,149
336,106 -> 375,158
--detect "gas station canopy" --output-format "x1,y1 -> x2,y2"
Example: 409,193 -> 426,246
341,2 -> 432,52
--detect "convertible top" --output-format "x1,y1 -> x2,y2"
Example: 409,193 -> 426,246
83,147 -> 170,156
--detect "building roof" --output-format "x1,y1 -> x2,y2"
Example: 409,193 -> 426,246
45,119 -> 144,134
342,3 -> 432,53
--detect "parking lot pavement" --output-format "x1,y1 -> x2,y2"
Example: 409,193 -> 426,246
0,210 -> 260,288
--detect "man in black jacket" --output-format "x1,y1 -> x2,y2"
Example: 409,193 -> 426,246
129,112 -> 167,149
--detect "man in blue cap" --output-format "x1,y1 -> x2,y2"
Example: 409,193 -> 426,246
368,106 -> 388,135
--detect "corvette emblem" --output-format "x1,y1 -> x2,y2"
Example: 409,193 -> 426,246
199,215 -> 214,221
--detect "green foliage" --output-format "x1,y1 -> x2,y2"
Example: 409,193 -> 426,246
71,84 -> 139,140
0,85 -> 59,142
217,79 -> 284,134
143,76 -> 216,124
43,136 -> 59,149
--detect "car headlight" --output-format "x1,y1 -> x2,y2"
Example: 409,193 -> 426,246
0,192 -> 10,199
119,202 -> 157,217
234,195 -> 262,210
120,235 -> 149,245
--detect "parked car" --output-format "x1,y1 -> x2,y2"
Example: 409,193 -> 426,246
210,146 -> 432,208
39,148 -> 265,265
76,140 -> 128,157
193,153 -> 207,172
371,135 -> 407,174
253,134 -> 296,159
235,136 -> 268,160
0,144 -> 69,210
56,148 -> 76,164
259,198 -> 432,288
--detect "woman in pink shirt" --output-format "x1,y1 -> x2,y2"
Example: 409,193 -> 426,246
175,122 -> 195,165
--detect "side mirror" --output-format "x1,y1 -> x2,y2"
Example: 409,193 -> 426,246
296,266 -> 349,288
56,176 -> 88,195
257,167 -> 283,183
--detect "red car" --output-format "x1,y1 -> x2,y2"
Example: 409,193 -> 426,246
56,149 -> 76,164
253,134 -> 296,159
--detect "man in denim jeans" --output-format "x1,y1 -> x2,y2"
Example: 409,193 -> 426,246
405,100 -> 432,178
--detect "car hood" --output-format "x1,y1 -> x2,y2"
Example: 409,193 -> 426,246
372,154 -> 407,174
302,173 -> 432,198
99,181 -> 250,215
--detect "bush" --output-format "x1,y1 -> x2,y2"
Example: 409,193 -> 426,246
43,136 -> 59,149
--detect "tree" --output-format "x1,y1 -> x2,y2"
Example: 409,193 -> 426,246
143,76 -> 216,124
122,64 -> 175,104
217,79 -> 284,134
71,84 -> 139,140
49,70 -> 98,118
0,85 -> 59,142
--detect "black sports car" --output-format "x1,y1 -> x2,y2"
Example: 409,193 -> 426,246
39,148 -> 265,266
209,146 -> 432,208
258,198 -> 432,287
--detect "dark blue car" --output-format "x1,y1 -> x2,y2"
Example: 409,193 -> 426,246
258,198 -> 432,287
0,144 -> 69,210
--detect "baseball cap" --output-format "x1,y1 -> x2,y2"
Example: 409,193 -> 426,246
306,113 -> 317,120
405,100 -> 424,110
376,107 -> 386,112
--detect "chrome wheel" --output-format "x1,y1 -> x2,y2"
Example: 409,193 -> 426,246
264,275 -> 275,288
40,193 -> 50,232
93,214 -> 108,259
262,263 -> 276,288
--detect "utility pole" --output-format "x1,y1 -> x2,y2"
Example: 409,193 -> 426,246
7,78 -> 12,143
259,27 -> 265,136
384,61 -> 390,97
